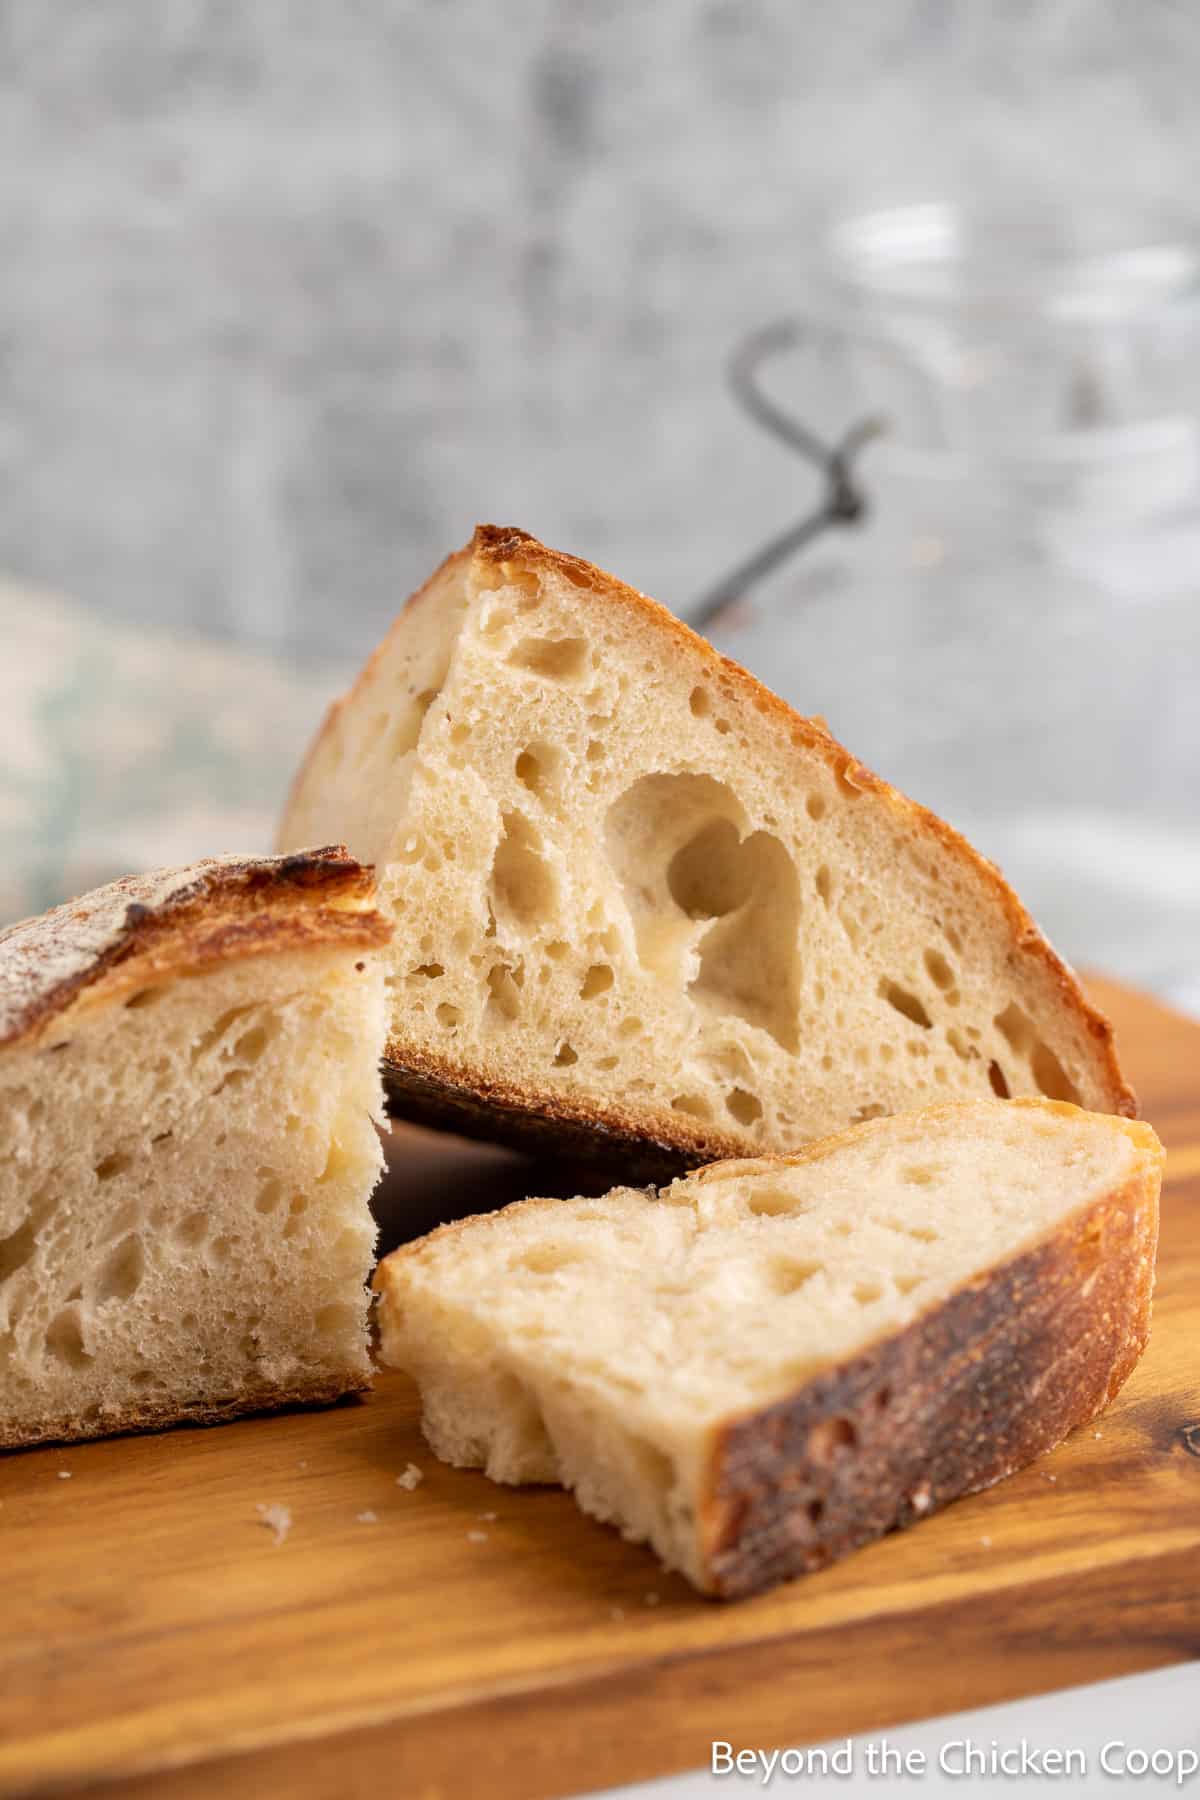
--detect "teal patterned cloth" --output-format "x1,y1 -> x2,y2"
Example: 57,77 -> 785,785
0,581 -> 346,925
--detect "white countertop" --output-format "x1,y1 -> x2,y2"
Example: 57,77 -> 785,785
598,1661 -> 1200,1797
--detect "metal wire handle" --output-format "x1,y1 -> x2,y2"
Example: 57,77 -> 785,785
690,320 -> 885,632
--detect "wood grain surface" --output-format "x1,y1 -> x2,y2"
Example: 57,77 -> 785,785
2,976 -> 1198,1800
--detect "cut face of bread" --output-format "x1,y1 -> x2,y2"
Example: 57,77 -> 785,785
376,1100 -> 1161,1598
0,849 -> 390,1449
280,527 -> 1133,1177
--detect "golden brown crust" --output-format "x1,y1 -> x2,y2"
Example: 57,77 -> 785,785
698,1149 -> 1160,1598
0,1368 -> 370,1452
0,847 -> 390,1052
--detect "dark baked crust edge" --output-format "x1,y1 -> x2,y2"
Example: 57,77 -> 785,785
0,1366 -> 371,1452
0,847 -> 390,1051
383,1043 -> 746,1184
698,1154 -> 1160,1598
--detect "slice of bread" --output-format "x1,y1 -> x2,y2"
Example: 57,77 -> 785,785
376,1099 -> 1161,1598
280,527 -> 1133,1179
0,848 -> 390,1449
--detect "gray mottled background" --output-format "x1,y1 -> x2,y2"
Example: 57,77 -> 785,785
1,1 -> 1197,1000
3,0 -> 1197,652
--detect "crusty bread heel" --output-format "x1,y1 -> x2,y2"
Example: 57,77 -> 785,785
0,848 -> 390,1449
375,1099 -> 1161,1597
280,526 -> 1133,1175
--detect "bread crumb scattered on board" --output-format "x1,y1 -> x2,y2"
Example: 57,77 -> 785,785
979,1535 -> 993,1548
1040,1472 -> 1057,1483
644,1592 -> 660,1607
466,1529 -> 489,1543
396,1463 -> 423,1490
57,1470 -> 72,1480
477,1510 -> 497,1521
255,1502 -> 292,1546
356,1510 -> 378,1524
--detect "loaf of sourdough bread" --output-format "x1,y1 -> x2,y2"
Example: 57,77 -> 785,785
280,528 -> 1133,1178
376,1099 -> 1161,1597
0,848 -> 389,1449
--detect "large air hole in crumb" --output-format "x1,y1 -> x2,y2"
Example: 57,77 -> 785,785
214,1014 -> 277,1091
988,1060 -> 1010,1097
96,1235 -> 145,1304
256,1177 -> 283,1215
490,812 -> 558,930
515,743 -> 561,797
0,1215 -> 38,1282
726,1087 -> 763,1126
606,773 -> 801,1049
815,866 -> 833,906
879,980 -> 932,1029
671,1094 -> 712,1121
689,686 -> 711,717
596,1054 -> 618,1071
924,949 -> 956,991
190,1004 -> 255,1065
45,1306 -> 91,1368
901,1165 -> 938,1186
436,1003 -> 461,1030
176,1210 -> 210,1248
412,962 -> 444,980
995,1003 -> 1081,1101
853,1280 -> 883,1304
744,1186 -> 803,1217
806,793 -> 827,821
554,1042 -> 578,1066
486,962 -> 524,1023
508,635 -> 588,682
770,1257 -> 823,1296
94,1151 -> 133,1182
513,1244 -> 588,1275
895,1273 -> 924,1295
579,963 -> 614,1000
1031,1042 -> 1080,1104
854,1102 -> 887,1122
669,833 -> 801,1047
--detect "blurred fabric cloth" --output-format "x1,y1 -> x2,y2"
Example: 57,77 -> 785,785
0,579 -> 342,923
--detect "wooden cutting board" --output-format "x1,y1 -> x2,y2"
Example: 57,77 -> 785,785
3,977 -> 1198,1800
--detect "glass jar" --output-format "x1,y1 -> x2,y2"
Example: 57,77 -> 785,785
706,200 -> 1200,1007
